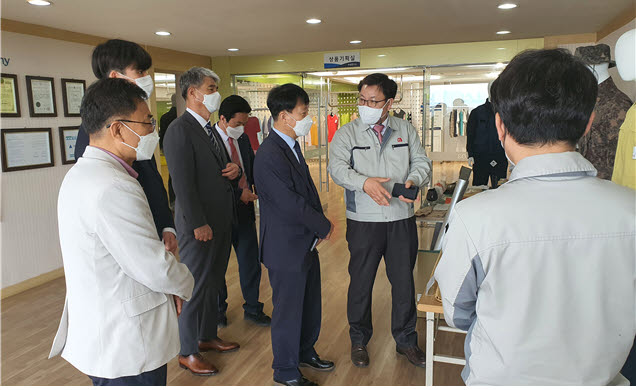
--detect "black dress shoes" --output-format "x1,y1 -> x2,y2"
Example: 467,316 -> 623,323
396,345 -> 426,368
244,311 -> 272,326
274,376 -> 318,386
299,356 -> 335,371
351,345 -> 369,367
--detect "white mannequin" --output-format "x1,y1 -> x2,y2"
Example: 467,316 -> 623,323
588,63 -> 610,84
615,29 -> 635,82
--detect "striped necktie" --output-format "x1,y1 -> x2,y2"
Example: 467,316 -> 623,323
205,122 -> 222,157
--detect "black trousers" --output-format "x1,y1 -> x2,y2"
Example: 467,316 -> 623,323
88,364 -> 167,386
268,251 -> 321,382
177,228 -> 232,356
346,217 -> 418,348
472,154 -> 508,187
218,216 -> 264,316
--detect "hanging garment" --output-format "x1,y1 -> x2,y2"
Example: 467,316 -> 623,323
393,108 -> 406,119
612,103 -> 636,190
309,116 -> 318,146
466,99 -> 507,186
244,116 -> 261,152
340,112 -> 351,127
327,114 -> 339,143
579,78 -> 633,180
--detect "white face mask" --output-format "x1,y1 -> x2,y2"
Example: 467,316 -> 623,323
196,90 -> 221,114
501,137 -> 515,169
120,122 -> 159,161
226,124 -> 244,139
286,112 -> 313,137
358,100 -> 389,126
118,73 -> 154,98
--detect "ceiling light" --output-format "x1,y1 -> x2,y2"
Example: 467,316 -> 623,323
496,30 -> 511,35
487,72 -> 501,78
495,62 -> 505,69
498,3 -> 517,9
276,59 -> 285,62
496,47 -> 507,50
227,48 -> 239,52
430,75 -> 442,80
306,18 -> 322,24
27,0 -> 51,5
155,31 -> 171,36
349,40 -> 362,44
378,54 -> 386,57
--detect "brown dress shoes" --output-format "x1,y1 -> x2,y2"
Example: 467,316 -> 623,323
198,337 -> 240,353
178,353 -> 219,376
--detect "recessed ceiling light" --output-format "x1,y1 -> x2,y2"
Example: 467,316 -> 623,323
498,3 -> 517,9
306,18 -> 322,24
349,40 -> 362,44
227,48 -> 239,52
276,59 -> 285,62
496,30 -> 511,35
155,31 -> 171,36
27,0 -> 51,5
378,54 -> 387,57
496,47 -> 507,50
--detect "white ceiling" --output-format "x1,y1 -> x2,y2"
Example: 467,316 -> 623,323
2,0 -> 633,57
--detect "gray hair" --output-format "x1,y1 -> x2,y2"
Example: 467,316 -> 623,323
179,67 -> 220,100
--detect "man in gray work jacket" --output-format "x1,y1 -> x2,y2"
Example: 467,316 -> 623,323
328,73 -> 432,369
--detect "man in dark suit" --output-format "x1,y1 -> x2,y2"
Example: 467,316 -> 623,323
163,67 -> 241,376
74,39 -> 176,251
214,95 -> 271,328
254,84 -> 335,386
159,94 -> 178,210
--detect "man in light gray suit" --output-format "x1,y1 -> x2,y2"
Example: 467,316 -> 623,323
163,67 -> 241,376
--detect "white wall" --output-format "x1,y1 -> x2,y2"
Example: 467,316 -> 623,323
598,18 -> 636,102
1,32 -> 97,288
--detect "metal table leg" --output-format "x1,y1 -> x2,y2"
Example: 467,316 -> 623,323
426,311 -> 434,386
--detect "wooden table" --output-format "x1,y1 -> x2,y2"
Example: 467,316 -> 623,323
417,294 -> 467,386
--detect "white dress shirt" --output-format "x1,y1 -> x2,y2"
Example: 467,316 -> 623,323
215,123 -> 245,171
186,107 -> 210,131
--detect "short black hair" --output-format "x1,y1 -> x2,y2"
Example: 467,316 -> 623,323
358,73 -> 398,99
491,49 -> 598,146
80,78 -> 147,135
267,83 -> 309,119
219,95 -> 252,121
91,39 -> 152,80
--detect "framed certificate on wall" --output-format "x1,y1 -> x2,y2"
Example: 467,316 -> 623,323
1,128 -> 55,172
59,126 -> 80,164
61,78 -> 85,117
26,76 -> 57,117
1,73 -> 21,118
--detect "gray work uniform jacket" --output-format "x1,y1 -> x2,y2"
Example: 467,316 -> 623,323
434,152 -> 635,385
328,116 -> 432,223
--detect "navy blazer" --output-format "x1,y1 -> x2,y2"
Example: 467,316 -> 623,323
253,130 -> 331,272
74,124 -> 175,238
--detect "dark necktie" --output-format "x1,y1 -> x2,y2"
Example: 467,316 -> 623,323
205,122 -> 222,157
293,141 -> 307,168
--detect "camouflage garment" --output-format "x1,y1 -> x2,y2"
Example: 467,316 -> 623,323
579,78 -> 633,180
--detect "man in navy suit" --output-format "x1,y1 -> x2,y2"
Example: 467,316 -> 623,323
74,39 -> 176,250
254,84 -> 335,386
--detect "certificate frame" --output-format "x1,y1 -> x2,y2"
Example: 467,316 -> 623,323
61,78 -> 85,117
59,126 -> 80,165
0,73 -> 21,118
25,75 -> 57,118
1,128 -> 55,172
